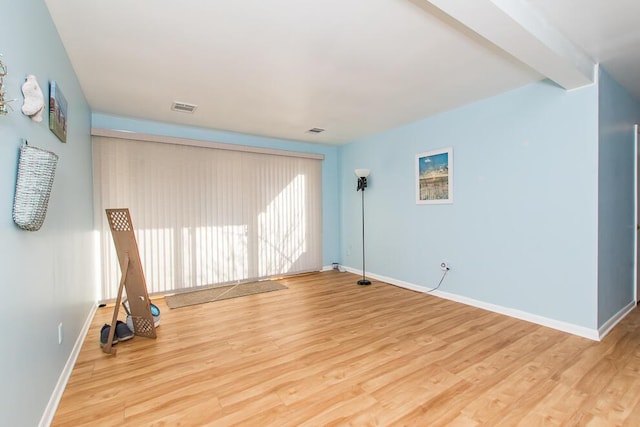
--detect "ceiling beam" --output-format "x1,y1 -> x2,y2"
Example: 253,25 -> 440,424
419,0 -> 596,90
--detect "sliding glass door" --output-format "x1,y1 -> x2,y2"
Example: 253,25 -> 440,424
93,136 -> 322,300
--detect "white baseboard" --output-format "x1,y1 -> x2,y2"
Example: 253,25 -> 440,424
598,300 -> 636,340
39,303 -> 98,427
345,268 -> 601,341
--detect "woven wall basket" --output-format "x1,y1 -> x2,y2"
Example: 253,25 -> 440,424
13,143 -> 59,231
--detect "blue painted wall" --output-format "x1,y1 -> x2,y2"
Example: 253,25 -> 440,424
92,114 -> 341,267
340,80 -> 600,329
597,68 -> 640,326
0,0 -> 95,425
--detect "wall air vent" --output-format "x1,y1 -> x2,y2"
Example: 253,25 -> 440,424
171,102 -> 198,113
307,128 -> 325,134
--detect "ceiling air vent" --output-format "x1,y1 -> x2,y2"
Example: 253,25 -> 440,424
307,127 -> 325,134
171,101 -> 198,113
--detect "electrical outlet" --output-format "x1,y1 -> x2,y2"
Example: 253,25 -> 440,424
58,323 -> 63,345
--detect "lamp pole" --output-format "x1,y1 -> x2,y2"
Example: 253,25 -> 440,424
355,169 -> 371,286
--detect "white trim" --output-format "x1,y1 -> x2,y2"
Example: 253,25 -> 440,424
91,128 -> 324,160
635,124 -> 639,305
39,304 -> 98,427
345,267 -> 600,341
598,300 -> 636,340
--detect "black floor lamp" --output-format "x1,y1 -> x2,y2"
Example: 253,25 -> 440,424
355,169 -> 371,286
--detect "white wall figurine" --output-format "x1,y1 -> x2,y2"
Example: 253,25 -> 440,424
21,74 -> 45,122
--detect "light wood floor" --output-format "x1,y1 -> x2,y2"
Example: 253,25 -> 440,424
53,271 -> 640,426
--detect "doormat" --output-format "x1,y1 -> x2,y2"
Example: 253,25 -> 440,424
165,281 -> 288,309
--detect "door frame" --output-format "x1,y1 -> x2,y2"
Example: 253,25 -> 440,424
635,124 -> 639,304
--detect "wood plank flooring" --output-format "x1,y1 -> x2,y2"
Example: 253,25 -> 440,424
52,271 -> 640,426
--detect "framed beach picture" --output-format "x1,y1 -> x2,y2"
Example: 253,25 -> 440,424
416,147 -> 453,204
49,81 -> 68,142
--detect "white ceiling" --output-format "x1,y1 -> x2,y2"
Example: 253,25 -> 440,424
44,0 -> 640,145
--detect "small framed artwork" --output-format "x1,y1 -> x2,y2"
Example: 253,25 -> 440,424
416,147 -> 453,204
49,81 -> 68,142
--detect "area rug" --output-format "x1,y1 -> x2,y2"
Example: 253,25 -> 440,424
165,281 -> 287,309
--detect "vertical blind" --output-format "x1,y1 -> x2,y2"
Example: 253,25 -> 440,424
93,136 -> 323,300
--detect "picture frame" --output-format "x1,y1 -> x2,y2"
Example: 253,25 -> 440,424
416,147 -> 453,204
49,81 -> 68,142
